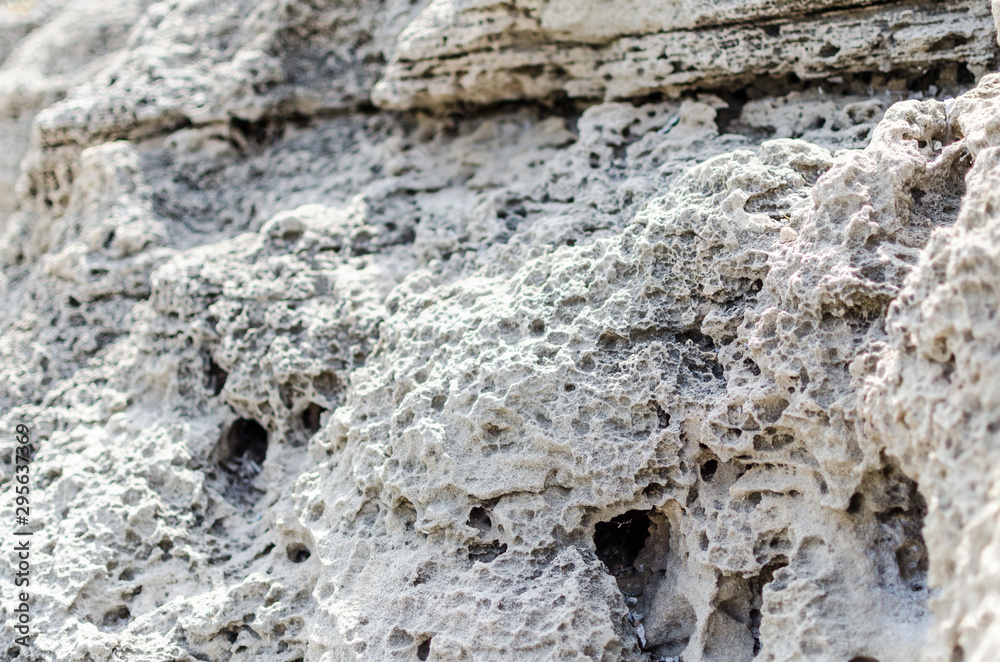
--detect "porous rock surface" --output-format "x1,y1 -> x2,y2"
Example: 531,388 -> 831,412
0,1 -> 997,661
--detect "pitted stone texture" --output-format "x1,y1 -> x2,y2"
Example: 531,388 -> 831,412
31,0 -> 426,149
0,0 -> 152,218
863,74 -> 1000,662
373,0 -> 997,111
296,116 -> 954,659
0,0 -> 996,661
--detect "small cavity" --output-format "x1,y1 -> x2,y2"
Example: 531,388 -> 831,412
467,506 -> 492,534
101,606 -> 130,629
651,400 -> 671,429
219,419 -> 268,476
286,543 -> 312,563
594,510 -> 652,574
301,403 -> 326,435
468,540 -> 507,563
417,637 -> 432,660
204,354 -> 228,395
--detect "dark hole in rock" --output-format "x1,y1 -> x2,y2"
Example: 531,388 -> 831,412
849,657 -> 880,662
847,492 -> 864,514
957,63 -> 976,85
213,419 -> 269,509
204,355 -> 228,395
220,418 -> 268,477
700,459 -> 718,482
431,395 -> 446,411
301,402 -> 326,434
467,506 -> 492,534
643,482 -> 664,497
417,637 -> 432,660
102,605 -> 130,628
930,33 -> 971,52
651,400 -> 671,429
594,510 -> 652,575
231,116 -> 284,148
676,329 -> 716,352
714,89 -> 747,135
753,428 -> 795,451
286,543 -> 311,563
750,557 -> 788,654
468,540 -> 507,563
208,553 -> 232,566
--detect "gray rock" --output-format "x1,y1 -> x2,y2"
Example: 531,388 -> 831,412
0,1 -> 996,661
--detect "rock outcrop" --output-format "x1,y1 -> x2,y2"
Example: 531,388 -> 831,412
0,1 -> 997,661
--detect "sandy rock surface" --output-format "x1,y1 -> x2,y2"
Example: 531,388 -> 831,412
0,0 -> 997,661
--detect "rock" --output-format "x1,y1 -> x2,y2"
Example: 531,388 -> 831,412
373,0 -> 998,111
0,0 -> 153,217
0,1 -> 996,661
862,74 -> 1000,662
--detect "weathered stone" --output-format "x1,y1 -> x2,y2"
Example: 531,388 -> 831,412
373,0 -> 997,111
0,1 -> 997,661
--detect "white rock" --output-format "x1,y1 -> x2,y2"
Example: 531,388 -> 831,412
0,1 -> 997,661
